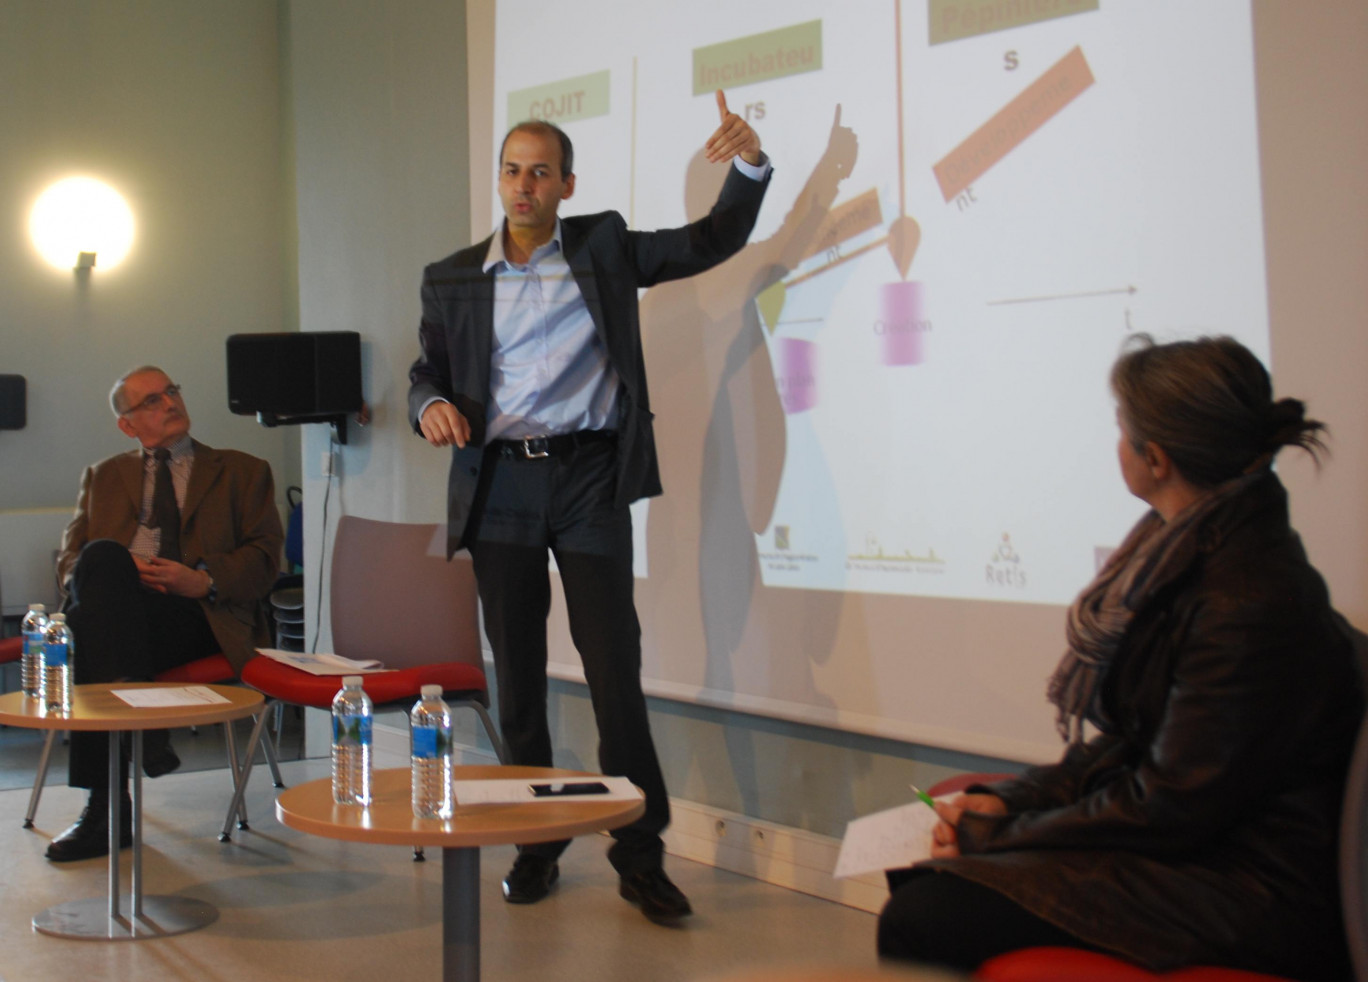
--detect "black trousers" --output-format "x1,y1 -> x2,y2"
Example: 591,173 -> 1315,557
465,438 -> 669,876
877,868 -> 1105,971
64,539 -> 219,790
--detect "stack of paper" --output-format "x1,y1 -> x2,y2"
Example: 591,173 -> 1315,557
113,686 -> 232,708
255,649 -> 388,675
833,801 -> 941,879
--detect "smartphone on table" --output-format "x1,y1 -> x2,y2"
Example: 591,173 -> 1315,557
528,781 -> 610,797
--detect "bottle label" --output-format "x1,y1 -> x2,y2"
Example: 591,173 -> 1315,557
334,714 -> 372,747
24,631 -> 43,657
44,641 -> 69,667
412,724 -> 439,759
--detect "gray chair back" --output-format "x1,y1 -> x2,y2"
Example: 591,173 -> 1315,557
329,516 -> 482,672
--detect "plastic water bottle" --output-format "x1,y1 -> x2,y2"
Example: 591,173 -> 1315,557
21,603 -> 49,699
410,684 -> 453,819
331,675 -> 372,805
42,612 -> 73,714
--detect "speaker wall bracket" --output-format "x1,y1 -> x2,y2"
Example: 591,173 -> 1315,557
256,412 -> 349,444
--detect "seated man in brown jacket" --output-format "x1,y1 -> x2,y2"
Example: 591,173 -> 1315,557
48,365 -> 282,862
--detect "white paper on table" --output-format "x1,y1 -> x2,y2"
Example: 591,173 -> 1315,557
452,776 -> 642,805
112,685 -> 232,708
255,648 -> 390,675
833,801 -> 941,879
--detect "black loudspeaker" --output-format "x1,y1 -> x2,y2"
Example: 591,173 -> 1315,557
0,375 -> 26,430
226,332 -> 363,419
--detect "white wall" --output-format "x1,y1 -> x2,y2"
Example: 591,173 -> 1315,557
0,1 -> 299,559
1254,2 -> 1368,617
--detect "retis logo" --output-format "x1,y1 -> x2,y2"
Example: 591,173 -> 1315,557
986,532 -> 1027,589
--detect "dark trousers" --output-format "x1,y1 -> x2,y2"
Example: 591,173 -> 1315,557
64,539 -> 219,790
465,438 -> 669,875
878,868 -> 1105,971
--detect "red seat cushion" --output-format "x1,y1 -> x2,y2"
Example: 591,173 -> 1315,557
976,948 -> 1291,981
240,655 -> 487,709
155,653 -> 236,685
0,635 -> 22,665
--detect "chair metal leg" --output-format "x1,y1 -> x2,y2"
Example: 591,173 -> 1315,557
471,701 -> 507,764
24,730 -> 59,828
220,707 -> 271,842
259,714 -> 285,787
222,719 -> 251,830
271,701 -> 284,750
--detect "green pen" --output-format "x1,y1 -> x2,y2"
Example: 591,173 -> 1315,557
909,784 -> 938,810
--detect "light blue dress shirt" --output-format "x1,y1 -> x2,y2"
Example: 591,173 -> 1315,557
481,220 -> 619,441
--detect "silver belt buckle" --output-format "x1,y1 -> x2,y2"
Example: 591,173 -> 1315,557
521,436 -> 550,459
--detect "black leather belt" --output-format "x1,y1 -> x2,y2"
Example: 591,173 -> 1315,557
487,429 -> 616,460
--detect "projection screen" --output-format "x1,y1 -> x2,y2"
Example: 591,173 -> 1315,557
462,0 -> 1355,763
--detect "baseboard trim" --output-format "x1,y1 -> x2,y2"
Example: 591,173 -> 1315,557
661,798 -> 887,915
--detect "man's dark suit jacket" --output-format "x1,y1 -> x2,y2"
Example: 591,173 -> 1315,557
56,439 -> 283,674
408,163 -> 770,556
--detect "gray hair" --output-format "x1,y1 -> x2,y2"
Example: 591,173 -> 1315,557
109,365 -> 167,415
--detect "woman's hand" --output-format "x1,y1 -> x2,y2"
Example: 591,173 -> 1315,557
930,793 -> 1008,859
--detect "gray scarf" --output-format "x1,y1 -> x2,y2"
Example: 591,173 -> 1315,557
1047,469 -> 1266,744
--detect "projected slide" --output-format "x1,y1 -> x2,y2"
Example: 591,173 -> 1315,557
491,0 -> 1269,607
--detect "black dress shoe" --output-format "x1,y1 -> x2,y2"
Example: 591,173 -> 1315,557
502,854 -> 559,904
619,868 -> 693,924
46,800 -> 133,863
141,729 -> 181,778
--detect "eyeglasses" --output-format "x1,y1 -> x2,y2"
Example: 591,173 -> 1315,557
122,383 -> 183,415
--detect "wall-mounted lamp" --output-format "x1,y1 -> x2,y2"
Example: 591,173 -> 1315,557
29,177 -> 135,272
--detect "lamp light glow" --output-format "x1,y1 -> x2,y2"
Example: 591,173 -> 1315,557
29,177 -> 135,271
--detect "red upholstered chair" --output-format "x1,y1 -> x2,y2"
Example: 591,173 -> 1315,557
0,635 -> 21,678
218,515 -> 503,843
0,635 -> 21,699
976,948 -> 1291,981
22,651 -> 283,830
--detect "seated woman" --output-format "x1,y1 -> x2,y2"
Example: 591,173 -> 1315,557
878,335 -> 1363,979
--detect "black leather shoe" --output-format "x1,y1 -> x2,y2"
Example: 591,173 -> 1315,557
45,800 -> 133,863
141,729 -> 181,778
619,868 -> 692,924
502,854 -> 559,904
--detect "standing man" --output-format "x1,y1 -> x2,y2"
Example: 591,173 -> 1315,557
47,366 -> 282,862
408,91 -> 769,923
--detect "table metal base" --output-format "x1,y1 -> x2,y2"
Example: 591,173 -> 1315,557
33,895 -> 219,940
443,847 -> 480,982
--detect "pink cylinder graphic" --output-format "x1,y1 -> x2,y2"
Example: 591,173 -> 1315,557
879,281 -> 926,366
777,338 -> 818,414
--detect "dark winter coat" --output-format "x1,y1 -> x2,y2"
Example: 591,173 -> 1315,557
924,472 -> 1363,979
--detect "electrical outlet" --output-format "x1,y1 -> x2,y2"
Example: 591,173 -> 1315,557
321,450 -> 334,476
